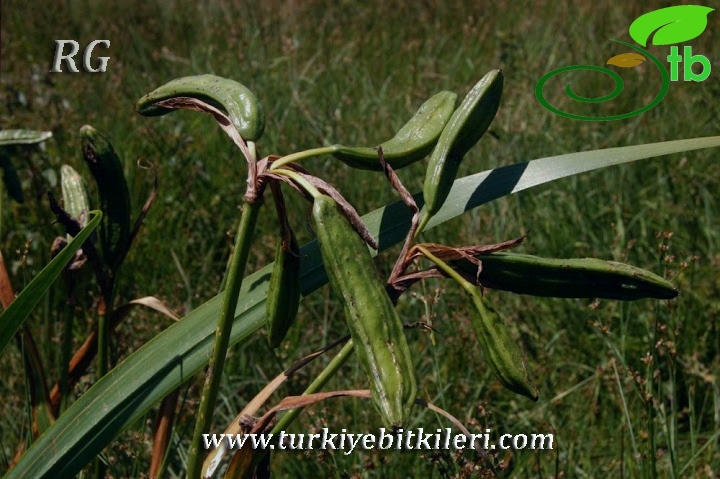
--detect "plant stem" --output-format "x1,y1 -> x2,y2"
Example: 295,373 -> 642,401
247,340 -> 355,472
271,168 -> 321,198
60,304 -> 73,412
270,145 -> 340,170
95,305 -> 111,479
272,339 -> 354,434
186,199 -> 262,478
0,185 -> 4,239
648,317 -> 659,479
416,245 -> 473,294
97,313 -> 108,377
415,212 -> 431,239
96,282 -> 116,379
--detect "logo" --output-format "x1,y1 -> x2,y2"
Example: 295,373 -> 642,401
50,40 -> 111,73
536,5 -> 714,121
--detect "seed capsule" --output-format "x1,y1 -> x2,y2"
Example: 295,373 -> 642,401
265,230 -> 301,348
312,194 -> 417,427
332,91 -> 458,170
454,253 -> 678,300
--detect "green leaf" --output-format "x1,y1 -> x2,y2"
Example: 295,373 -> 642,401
629,5 -> 714,47
0,211 -> 102,356
7,136 -> 720,479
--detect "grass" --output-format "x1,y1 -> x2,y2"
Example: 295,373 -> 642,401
1,0 -> 719,477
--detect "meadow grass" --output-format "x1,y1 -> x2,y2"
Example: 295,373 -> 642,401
1,0 -> 718,477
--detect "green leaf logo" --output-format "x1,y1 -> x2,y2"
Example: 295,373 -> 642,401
629,5 -> 714,47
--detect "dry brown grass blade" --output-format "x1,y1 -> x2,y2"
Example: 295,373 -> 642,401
114,296 -> 181,322
223,390 -> 372,479
0,250 -> 15,307
260,159 -> 378,249
149,388 -> 179,479
270,389 -> 372,413
256,155 -> 278,172
203,336 -> 349,478
260,171 -> 313,203
253,155 -> 277,199
406,237 -> 525,264
386,269 -> 446,302
224,392 -> 497,478
405,236 -> 525,284
378,146 -> 422,295
386,237 -> 525,300
259,160 -> 315,205
378,147 -> 418,215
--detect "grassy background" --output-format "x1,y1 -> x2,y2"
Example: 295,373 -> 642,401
1,0 -> 719,477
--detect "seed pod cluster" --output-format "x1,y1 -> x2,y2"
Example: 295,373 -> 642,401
454,253 -> 678,300
312,194 -> 417,427
332,91 -> 458,171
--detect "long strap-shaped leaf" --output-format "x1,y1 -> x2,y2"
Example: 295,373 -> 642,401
0,130 -> 52,146
0,211 -> 102,356
6,137 -> 720,479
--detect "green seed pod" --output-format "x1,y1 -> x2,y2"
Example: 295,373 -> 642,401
419,70 -> 503,233
135,74 -> 265,142
454,253 -> 678,301
80,125 -> 131,272
266,230 -> 301,348
469,291 -> 538,400
312,194 -> 417,427
60,165 -> 90,228
331,91 -> 458,171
